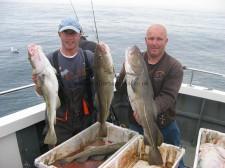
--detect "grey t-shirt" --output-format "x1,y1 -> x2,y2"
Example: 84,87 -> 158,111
47,48 -> 94,89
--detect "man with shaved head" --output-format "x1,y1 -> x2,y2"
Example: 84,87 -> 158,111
145,24 -> 168,63
144,24 -> 184,167
116,24 -> 184,167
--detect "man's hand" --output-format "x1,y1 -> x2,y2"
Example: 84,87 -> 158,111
133,111 -> 142,126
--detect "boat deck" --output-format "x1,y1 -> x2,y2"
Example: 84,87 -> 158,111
182,140 -> 196,168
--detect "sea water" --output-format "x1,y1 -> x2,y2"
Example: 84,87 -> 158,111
0,0 -> 225,117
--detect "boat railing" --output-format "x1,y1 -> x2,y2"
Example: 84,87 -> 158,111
183,66 -> 225,86
0,84 -> 34,96
0,67 -> 225,96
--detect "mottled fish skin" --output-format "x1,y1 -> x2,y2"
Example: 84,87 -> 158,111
28,43 -> 60,145
125,45 -> 163,165
197,143 -> 225,168
62,142 -> 125,163
94,42 -> 115,137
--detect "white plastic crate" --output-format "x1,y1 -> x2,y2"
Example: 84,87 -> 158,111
101,135 -> 185,168
34,122 -> 138,168
193,128 -> 225,168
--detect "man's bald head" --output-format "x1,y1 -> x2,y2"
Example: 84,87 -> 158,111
146,24 -> 167,39
145,24 -> 168,61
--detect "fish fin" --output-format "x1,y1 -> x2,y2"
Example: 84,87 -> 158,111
39,74 -> 45,85
94,93 -> 99,112
152,101 -> 158,120
131,77 -> 138,92
36,75 -> 43,88
90,155 -> 106,161
44,126 -> 57,145
63,154 -> 89,163
75,156 -> 89,163
99,122 -> 107,137
96,93 -> 103,121
55,97 -> 61,124
148,146 -> 163,165
52,67 -> 57,74
56,96 -> 61,109
157,130 -> 164,146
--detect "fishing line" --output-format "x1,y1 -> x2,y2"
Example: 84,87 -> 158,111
90,0 -> 100,43
68,0 -> 79,21
68,0 -> 84,34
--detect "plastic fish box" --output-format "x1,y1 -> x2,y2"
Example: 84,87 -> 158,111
34,122 -> 138,168
193,128 -> 225,168
100,135 -> 185,168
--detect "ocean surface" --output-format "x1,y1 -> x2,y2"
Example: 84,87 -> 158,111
0,0 -> 225,117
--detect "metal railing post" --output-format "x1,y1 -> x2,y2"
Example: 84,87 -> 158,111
190,70 -> 194,86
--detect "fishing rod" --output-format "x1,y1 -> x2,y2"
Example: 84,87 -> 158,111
68,0 -> 100,43
68,0 -> 79,21
90,0 -> 100,43
68,0 -> 85,34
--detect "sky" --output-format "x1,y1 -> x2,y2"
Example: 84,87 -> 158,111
4,0 -> 225,12
90,0 -> 224,11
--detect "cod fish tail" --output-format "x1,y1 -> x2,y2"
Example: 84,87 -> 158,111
148,146 -> 163,165
44,124 -> 57,145
99,121 -> 107,137
43,89 -> 57,145
44,96 -> 57,145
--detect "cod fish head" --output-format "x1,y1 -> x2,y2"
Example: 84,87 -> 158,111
95,42 -> 113,69
125,45 -> 143,75
27,43 -> 45,73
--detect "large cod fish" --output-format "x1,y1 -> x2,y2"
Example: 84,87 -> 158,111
197,143 -> 225,168
94,42 -> 115,137
28,43 -> 60,145
62,142 -> 125,163
125,45 -> 163,165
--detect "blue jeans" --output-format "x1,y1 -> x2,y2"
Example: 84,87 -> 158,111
129,121 -> 185,168
129,122 -> 143,134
